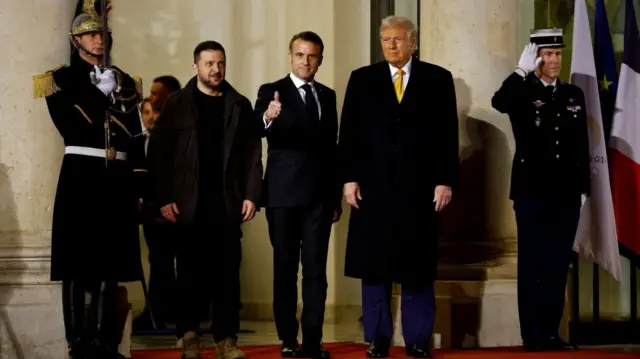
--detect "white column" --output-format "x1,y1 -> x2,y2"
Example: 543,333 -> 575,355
417,0 -> 533,348
0,1 -> 73,358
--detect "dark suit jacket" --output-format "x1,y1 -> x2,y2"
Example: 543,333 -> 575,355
148,76 -> 263,226
254,75 -> 340,208
338,58 -> 459,285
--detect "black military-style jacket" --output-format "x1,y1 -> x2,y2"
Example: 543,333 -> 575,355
34,55 -> 147,203
492,72 -> 591,201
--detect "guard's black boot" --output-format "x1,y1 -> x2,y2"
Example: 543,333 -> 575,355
63,280 -> 88,359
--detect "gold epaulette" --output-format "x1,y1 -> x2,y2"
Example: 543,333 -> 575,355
133,76 -> 143,99
32,64 -> 64,98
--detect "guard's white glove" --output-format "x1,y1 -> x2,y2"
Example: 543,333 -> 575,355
92,65 -> 116,96
515,43 -> 543,77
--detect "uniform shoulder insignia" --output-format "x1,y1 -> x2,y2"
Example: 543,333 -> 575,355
32,64 -> 66,98
132,76 -> 143,99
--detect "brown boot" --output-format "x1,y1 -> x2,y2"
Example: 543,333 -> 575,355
216,337 -> 245,359
181,331 -> 201,359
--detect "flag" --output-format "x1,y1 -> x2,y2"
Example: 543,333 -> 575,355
609,0 -> 640,259
594,0 -> 618,144
570,0 -> 621,281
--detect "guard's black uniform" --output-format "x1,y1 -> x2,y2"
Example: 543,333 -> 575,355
35,35 -> 145,359
45,55 -> 145,284
492,70 -> 590,348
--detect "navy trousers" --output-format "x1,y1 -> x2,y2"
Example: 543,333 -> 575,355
361,281 -> 435,346
514,197 -> 580,344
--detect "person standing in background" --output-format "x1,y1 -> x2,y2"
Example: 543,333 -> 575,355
149,75 -> 181,111
133,76 -> 181,333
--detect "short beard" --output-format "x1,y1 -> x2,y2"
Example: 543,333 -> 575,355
197,73 -> 220,91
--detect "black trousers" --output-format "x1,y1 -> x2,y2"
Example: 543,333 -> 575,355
62,279 -> 123,355
266,201 -> 333,347
142,219 -> 178,323
514,197 -> 581,344
175,211 -> 242,343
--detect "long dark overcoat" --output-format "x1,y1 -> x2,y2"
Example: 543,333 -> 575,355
43,55 -> 145,282
338,58 -> 459,285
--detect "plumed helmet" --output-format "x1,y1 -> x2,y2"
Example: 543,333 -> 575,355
70,13 -> 105,36
70,0 -> 110,36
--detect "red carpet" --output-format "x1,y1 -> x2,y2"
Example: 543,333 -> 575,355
131,342 -> 640,358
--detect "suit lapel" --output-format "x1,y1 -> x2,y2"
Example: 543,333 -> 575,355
316,84 -> 329,122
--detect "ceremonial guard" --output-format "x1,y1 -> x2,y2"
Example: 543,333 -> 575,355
33,0 -> 145,358
491,29 -> 589,352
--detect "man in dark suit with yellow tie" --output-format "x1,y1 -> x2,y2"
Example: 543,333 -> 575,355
338,16 -> 459,358
254,31 -> 342,359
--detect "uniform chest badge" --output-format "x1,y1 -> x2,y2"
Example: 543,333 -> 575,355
533,100 -> 545,108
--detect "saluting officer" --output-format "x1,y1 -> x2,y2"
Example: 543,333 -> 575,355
33,0 -> 145,358
491,28 -> 589,352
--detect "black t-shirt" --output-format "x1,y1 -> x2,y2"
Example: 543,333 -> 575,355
194,89 -> 225,215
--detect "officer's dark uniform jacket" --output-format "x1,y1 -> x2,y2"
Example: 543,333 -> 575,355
492,72 -> 591,201
35,55 -> 145,282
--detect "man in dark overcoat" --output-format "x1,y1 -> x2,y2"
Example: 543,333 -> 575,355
147,40 -> 263,359
338,16 -> 459,358
33,1 -> 145,358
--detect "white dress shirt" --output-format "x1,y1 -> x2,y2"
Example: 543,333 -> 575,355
264,73 -> 321,128
137,104 -> 151,156
389,58 -> 412,89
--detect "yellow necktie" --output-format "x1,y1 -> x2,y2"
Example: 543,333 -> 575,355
394,68 -> 405,102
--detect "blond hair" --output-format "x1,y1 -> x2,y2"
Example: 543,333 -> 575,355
379,15 -> 418,43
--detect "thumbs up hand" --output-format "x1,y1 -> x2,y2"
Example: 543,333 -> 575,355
265,91 -> 282,123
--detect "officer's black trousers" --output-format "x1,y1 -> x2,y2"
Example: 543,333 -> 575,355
514,197 -> 580,344
62,279 -> 124,357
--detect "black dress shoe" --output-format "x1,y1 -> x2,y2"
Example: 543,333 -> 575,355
68,339 -> 86,359
523,341 -> 544,352
281,341 -> 303,358
366,340 -> 390,358
543,337 -> 577,351
405,344 -> 432,358
300,344 -> 329,359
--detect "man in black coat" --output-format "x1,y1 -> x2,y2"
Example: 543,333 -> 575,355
491,28 -> 589,352
147,41 -> 262,359
133,77 -> 181,332
253,31 -> 341,359
34,4 -> 144,359
338,16 -> 459,358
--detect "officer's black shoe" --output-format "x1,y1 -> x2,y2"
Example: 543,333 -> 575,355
405,344 -> 433,358
300,344 -> 330,359
523,340 -> 544,352
86,338 -> 126,359
281,340 -> 303,358
365,339 -> 390,358
543,337 -> 578,351
68,338 -> 87,359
